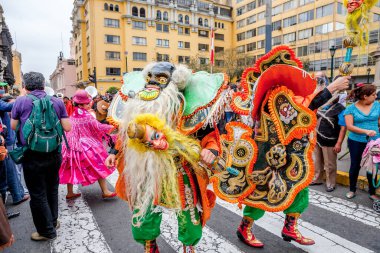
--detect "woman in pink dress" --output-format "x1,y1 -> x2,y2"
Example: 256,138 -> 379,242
59,90 -> 116,200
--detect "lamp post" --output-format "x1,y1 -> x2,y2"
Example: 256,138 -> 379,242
329,45 -> 337,83
367,67 -> 371,84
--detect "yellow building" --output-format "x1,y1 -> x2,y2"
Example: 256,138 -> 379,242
234,0 -> 380,83
71,0 -> 233,93
12,50 -> 22,87
72,0 -> 380,89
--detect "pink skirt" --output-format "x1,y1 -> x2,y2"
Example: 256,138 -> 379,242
59,139 -> 115,186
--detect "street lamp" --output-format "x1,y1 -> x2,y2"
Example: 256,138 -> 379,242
367,67 -> 371,84
329,45 -> 337,82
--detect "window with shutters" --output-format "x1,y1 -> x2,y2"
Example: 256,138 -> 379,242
105,35 -> 120,44
133,52 -> 147,61
106,68 -> 121,76
105,51 -> 121,60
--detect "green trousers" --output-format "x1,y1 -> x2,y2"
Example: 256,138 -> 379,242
243,188 -> 309,220
131,173 -> 203,246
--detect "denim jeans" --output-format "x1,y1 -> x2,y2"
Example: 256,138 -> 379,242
0,146 -> 25,203
347,138 -> 376,194
22,149 -> 62,238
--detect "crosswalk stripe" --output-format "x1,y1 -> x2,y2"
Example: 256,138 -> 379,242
106,171 -> 244,253
216,198 -> 374,253
160,211 -> 244,253
309,189 -> 380,229
52,186 -> 113,253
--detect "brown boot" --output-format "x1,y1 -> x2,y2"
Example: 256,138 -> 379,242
183,244 -> 195,253
145,239 -> 159,253
281,213 -> 315,245
236,216 -> 264,248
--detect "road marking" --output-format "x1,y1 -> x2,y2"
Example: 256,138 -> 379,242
52,185 -> 112,253
309,189 -> 380,229
216,198 -> 374,253
107,171 -> 243,253
160,211 -> 244,253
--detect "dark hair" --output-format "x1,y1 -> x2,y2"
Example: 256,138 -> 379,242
23,72 -> 45,91
348,84 -> 376,101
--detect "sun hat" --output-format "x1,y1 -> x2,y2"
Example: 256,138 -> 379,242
73,90 -> 92,104
96,100 -> 109,115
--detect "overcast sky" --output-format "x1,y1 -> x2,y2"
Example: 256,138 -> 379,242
0,0 -> 74,82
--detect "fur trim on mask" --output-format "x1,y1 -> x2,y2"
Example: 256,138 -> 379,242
171,64 -> 192,90
141,62 -> 158,78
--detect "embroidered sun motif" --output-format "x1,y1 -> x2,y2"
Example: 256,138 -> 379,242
292,141 -> 303,151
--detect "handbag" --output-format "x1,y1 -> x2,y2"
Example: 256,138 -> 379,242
8,146 -> 27,164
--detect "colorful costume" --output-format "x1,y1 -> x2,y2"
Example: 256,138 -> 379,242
59,107 -> 115,186
208,46 -> 333,247
339,0 -> 377,76
107,62 -> 229,253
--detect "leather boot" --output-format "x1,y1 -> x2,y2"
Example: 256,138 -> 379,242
183,245 -> 195,253
281,213 -> 315,245
236,216 -> 264,248
145,239 -> 159,253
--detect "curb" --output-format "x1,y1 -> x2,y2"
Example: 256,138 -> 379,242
337,170 -> 380,195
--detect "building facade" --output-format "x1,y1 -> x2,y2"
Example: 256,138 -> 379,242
71,0 -> 233,93
234,0 -> 380,83
0,5 -> 15,87
49,52 -> 77,97
12,49 -> 22,87
72,0 -> 380,90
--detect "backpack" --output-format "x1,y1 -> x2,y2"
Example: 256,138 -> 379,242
22,94 -> 66,153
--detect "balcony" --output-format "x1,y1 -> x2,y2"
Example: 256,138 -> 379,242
212,0 -> 232,6
156,0 -> 170,4
177,0 -> 192,8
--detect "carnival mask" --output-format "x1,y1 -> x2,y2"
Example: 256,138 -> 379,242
143,125 -> 169,150
138,62 -> 175,101
127,122 -> 169,150
346,0 -> 364,13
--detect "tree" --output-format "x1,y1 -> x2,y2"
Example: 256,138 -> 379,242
214,49 -> 248,80
106,86 -> 119,95
187,53 -> 211,72
301,58 -> 311,72
187,49 -> 250,80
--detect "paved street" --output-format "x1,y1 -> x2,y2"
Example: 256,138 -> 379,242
3,170 -> 380,253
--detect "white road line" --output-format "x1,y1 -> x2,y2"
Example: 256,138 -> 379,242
161,211 -> 244,253
309,189 -> 380,229
52,185 -> 113,253
216,198 -> 374,253
107,171 -> 244,253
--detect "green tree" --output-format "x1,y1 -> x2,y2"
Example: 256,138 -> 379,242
106,86 -> 119,94
301,58 -> 311,72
